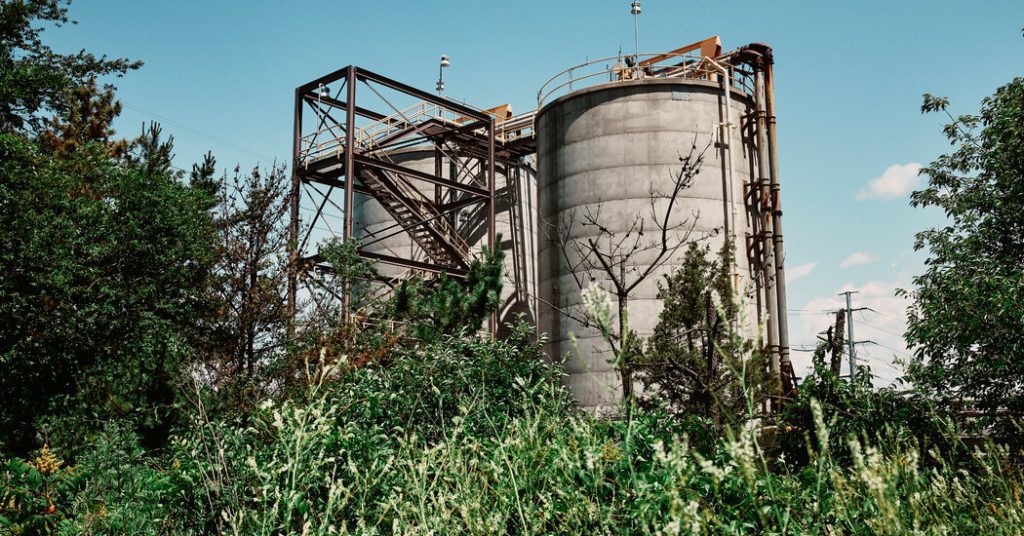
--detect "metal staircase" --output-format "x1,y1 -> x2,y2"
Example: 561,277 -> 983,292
356,164 -> 470,269
296,84 -> 537,280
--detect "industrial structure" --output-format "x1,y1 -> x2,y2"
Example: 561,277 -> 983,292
287,36 -> 793,413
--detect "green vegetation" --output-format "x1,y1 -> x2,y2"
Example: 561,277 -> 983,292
5,331 -> 1024,534
904,80 -> 1024,436
635,241 -> 766,431
3,1 -> 1024,534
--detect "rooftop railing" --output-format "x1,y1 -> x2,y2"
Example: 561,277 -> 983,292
537,51 -> 755,109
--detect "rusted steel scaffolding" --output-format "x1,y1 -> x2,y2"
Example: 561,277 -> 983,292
287,66 -> 534,334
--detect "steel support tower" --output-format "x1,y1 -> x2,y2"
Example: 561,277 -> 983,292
287,66 -> 534,333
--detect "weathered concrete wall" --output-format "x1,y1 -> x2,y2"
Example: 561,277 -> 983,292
535,78 -> 758,414
494,159 -> 540,331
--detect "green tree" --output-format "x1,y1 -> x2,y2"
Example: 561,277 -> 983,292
903,79 -> 1024,430
0,126 -> 218,454
391,239 -> 505,342
204,163 -> 289,386
39,77 -> 129,157
634,241 -> 764,428
0,0 -> 140,134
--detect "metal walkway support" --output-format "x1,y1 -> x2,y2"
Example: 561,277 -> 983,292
287,66 -> 535,332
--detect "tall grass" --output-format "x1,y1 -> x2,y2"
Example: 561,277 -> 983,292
169,333 -> 1024,534
4,326 -> 1023,534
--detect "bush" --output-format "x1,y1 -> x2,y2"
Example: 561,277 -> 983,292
0,133 -> 217,455
0,445 -> 82,534
157,325 -> 1024,535
779,358 -> 960,466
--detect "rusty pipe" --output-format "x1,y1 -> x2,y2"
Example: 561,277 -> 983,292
764,60 -> 792,384
753,68 -> 780,405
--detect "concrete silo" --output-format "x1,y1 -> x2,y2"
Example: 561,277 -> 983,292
535,48 -> 776,413
289,44 -> 791,410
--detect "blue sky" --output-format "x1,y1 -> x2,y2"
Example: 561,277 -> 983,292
46,1 -> 1024,383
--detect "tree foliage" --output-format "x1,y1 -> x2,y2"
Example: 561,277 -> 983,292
204,162 -> 290,385
903,79 -> 1024,428
0,0 -> 140,134
390,239 -> 505,342
634,241 -> 764,428
0,128 -> 218,454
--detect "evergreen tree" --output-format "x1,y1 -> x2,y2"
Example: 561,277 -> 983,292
391,239 -> 505,342
0,0 -> 140,134
204,163 -> 290,389
635,241 -> 764,428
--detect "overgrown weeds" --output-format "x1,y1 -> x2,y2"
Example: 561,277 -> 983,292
5,322 -> 1024,534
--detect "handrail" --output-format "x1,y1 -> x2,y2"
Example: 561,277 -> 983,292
299,96 -> 541,167
537,50 -> 755,109
297,95 -> 533,263
360,135 -> 471,258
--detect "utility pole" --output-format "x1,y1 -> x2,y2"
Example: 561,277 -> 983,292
839,290 -> 859,377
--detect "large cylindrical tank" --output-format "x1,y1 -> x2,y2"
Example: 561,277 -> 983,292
535,78 -> 757,414
352,148 -> 538,326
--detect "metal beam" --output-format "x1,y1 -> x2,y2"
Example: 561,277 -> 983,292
354,250 -> 468,278
355,66 -> 489,122
342,66 -> 356,321
288,86 -> 302,336
487,116 -> 497,336
354,154 -> 489,198
297,65 -> 351,95
302,93 -> 387,122
303,173 -> 373,197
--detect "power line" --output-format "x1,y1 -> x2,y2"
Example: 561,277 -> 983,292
866,340 -> 912,358
122,102 -> 278,163
863,306 -> 905,323
856,312 -> 905,338
854,349 -> 903,371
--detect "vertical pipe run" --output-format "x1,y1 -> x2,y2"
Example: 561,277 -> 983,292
487,117 -> 497,335
714,62 -> 740,297
342,66 -> 357,322
754,69 -> 780,406
763,61 -> 792,383
716,73 -> 732,261
288,88 -> 302,337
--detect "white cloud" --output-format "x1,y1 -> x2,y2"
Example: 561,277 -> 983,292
786,262 -> 818,283
840,251 -> 878,268
788,281 -> 911,387
856,162 -> 922,200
